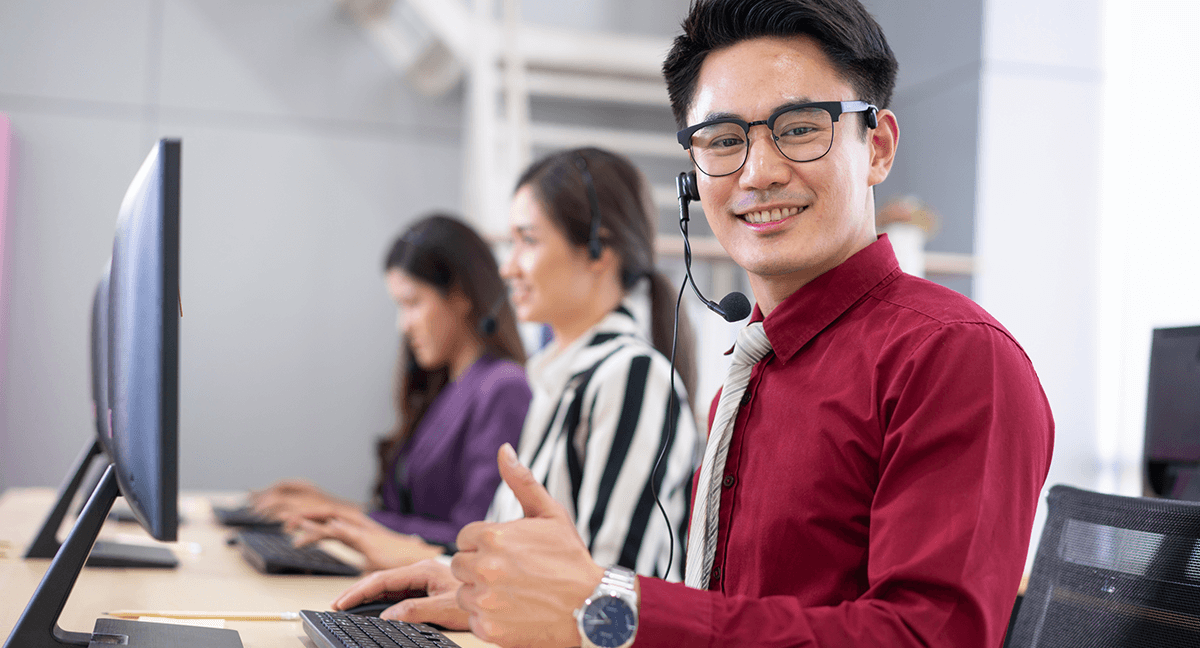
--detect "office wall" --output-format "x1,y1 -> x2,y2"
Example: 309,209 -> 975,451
0,0 -> 695,498
0,0 -> 469,497
0,0 -> 1105,549
870,0 -> 984,297
0,115 -> 9,409
975,0 -> 1103,562
1097,0 -> 1200,497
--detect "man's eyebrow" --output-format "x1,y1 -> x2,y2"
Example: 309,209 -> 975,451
699,111 -> 741,122
697,98 -> 815,123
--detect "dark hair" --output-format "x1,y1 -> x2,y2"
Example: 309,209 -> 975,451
663,0 -> 898,130
515,148 -> 697,399
374,213 -> 526,505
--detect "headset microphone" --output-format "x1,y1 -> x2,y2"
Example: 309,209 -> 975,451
477,291 -> 506,337
676,172 -> 752,322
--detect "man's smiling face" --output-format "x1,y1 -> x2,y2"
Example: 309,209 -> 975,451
687,35 -> 898,310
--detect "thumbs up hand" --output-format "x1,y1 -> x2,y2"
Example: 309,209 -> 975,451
452,443 -> 605,647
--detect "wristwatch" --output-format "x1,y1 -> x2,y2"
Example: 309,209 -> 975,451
575,565 -> 639,648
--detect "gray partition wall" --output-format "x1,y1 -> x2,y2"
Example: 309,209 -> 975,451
0,1 -> 469,497
0,0 -> 1090,526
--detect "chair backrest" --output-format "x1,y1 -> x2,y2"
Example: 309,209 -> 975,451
1008,485 -> 1200,647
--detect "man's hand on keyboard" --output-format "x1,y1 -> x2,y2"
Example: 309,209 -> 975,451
332,559 -> 469,630
450,443 -> 604,648
291,509 -> 443,571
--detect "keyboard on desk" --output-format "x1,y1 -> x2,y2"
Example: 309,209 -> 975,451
235,528 -> 360,576
301,610 -> 461,648
213,504 -> 281,528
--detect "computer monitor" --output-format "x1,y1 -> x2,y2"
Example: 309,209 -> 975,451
5,139 -> 243,648
106,137 -> 181,542
23,269 -> 177,568
1144,325 -> 1200,500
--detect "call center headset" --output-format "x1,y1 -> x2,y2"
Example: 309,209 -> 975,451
675,171 -> 752,322
477,292 -> 505,337
650,170 -> 754,578
575,155 -> 604,261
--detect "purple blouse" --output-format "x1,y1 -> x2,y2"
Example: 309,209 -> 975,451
370,354 -> 530,546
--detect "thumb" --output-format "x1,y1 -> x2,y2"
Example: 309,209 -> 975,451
497,443 -> 565,520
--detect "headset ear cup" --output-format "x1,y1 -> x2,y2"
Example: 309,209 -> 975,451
577,155 -> 603,261
867,107 -> 878,129
685,171 -> 700,201
477,292 -> 506,337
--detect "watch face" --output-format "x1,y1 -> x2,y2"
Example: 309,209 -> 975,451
582,595 -> 636,647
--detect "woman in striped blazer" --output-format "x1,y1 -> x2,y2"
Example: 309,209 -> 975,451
487,147 -> 700,581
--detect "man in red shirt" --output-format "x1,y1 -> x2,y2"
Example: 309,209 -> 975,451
333,1 -> 1054,646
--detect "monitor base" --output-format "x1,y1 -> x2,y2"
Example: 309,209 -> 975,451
88,618 -> 242,647
86,541 -> 178,569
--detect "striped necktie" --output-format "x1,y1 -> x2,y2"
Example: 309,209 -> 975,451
685,322 -> 772,590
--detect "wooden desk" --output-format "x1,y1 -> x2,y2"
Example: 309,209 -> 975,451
0,488 -> 494,648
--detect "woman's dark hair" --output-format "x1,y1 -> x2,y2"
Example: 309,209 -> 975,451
374,213 -> 525,505
515,147 -> 697,400
663,0 -> 898,130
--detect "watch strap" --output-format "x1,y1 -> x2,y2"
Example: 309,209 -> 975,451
600,565 -> 637,595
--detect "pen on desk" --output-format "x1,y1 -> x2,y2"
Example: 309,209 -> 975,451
105,610 -> 300,622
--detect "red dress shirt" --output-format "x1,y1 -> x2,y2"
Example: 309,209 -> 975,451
635,236 -> 1054,647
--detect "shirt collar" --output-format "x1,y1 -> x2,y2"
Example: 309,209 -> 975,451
527,293 -> 645,397
749,234 -> 902,363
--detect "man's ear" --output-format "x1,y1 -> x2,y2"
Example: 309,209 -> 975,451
867,109 -> 899,187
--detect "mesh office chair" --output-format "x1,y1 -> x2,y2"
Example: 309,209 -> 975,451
1008,485 -> 1200,647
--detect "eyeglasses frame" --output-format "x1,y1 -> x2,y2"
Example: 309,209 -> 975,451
676,100 -> 879,177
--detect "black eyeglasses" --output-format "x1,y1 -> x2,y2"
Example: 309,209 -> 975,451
676,100 -> 878,177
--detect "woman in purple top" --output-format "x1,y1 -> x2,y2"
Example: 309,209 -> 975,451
252,214 -> 530,567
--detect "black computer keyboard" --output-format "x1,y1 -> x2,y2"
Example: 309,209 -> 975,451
235,529 -> 360,576
301,610 -> 461,648
213,504 -> 281,528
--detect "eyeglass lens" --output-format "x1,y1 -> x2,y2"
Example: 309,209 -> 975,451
688,106 -> 835,177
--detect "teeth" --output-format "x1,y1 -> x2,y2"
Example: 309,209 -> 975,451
743,206 -> 800,224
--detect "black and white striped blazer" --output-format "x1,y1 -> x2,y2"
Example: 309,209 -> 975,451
488,301 -> 699,581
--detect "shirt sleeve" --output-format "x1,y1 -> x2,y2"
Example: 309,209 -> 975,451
370,374 -> 530,545
633,322 -> 1055,646
573,350 -> 697,581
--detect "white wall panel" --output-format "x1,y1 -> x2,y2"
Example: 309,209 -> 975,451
159,0 -> 463,129
0,111 -> 146,490
0,0 -> 154,106
976,0 -> 1104,568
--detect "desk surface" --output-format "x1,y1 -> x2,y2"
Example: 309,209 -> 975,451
0,488 -> 494,648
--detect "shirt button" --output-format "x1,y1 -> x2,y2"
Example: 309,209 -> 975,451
740,391 -> 752,406
712,565 -> 722,581
722,474 -> 735,488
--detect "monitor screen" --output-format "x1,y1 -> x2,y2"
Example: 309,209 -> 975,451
107,138 -> 181,542
90,263 -> 113,454
1144,325 -> 1200,464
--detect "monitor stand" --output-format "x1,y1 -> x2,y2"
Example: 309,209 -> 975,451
24,439 -> 177,569
3,464 -> 243,648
